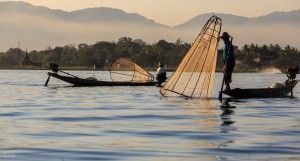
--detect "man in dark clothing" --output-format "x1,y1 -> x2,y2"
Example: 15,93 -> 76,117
287,66 -> 299,80
219,32 -> 235,91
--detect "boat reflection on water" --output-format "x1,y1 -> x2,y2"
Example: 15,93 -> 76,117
220,98 -> 236,128
176,97 -> 238,133
219,98 -> 238,130
161,97 -> 238,160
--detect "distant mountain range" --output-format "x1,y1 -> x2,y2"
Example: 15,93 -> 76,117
175,10 -> 300,28
0,1 -> 299,51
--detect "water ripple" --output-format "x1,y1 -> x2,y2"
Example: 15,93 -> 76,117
0,71 -> 299,161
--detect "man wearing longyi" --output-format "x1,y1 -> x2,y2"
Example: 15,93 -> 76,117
219,32 -> 235,91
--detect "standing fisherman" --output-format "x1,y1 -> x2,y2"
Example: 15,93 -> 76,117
219,32 -> 235,91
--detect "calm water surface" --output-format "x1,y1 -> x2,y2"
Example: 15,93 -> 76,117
0,70 -> 299,161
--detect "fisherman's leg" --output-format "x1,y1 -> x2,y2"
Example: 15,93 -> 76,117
228,71 -> 233,83
224,81 -> 231,91
224,72 -> 231,91
223,64 -> 231,91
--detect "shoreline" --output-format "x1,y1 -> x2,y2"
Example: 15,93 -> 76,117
0,66 -> 278,73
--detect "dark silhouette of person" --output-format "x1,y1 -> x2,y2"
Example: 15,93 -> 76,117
219,32 -> 235,91
287,66 -> 299,80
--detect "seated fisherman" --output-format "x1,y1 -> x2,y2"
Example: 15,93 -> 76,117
219,32 -> 235,91
156,62 -> 167,86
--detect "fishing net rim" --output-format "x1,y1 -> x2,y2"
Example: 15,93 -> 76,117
160,15 -> 222,98
110,57 -> 155,82
110,57 -> 135,82
161,16 -> 217,88
189,18 -> 222,97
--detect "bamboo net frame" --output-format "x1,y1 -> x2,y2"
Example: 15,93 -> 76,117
110,57 -> 154,83
160,16 -> 222,98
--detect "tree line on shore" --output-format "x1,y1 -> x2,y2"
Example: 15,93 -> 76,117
0,37 -> 299,71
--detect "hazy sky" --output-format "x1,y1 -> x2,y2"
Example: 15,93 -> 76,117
2,0 -> 300,26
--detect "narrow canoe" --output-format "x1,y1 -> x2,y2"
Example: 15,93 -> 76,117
222,80 -> 298,99
48,72 -> 158,86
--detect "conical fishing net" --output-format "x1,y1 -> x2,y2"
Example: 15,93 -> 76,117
160,16 -> 222,98
110,57 -> 154,82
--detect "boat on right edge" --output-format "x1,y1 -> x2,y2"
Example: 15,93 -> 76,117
222,67 -> 299,99
221,80 -> 298,99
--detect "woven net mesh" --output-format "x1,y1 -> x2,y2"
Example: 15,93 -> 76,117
160,16 -> 222,98
110,57 -> 154,83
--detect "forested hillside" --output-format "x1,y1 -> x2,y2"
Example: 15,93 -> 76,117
0,37 -> 299,72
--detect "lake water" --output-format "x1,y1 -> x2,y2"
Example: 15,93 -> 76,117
0,70 -> 299,161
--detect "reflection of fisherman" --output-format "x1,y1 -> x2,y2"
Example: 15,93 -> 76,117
219,32 -> 235,91
156,62 -> 167,86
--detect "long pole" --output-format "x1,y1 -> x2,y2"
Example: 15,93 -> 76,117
44,64 -> 79,86
58,69 -> 78,78
218,75 -> 226,102
44,75 -> 50,86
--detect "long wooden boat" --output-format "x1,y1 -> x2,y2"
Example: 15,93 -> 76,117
222,80 -> 299,99
48,72 -> 157,86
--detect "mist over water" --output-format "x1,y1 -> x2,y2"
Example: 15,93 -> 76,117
1,16 -> 299,51
0,14 -> 170,51
260,67 -> 282,74
0,70 -> 299,160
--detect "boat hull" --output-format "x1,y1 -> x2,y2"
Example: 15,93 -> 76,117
48,72 -> 157,86
222,81 -> 298,99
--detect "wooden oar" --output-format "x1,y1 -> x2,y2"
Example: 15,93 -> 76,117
44,63 -> 78,86
43,65 -> 53,86
218,74 -> 225,102
58,69 -> 78,78
44,75 -> 50,86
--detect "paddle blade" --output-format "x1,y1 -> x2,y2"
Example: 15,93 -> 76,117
218,91 -> 223,102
